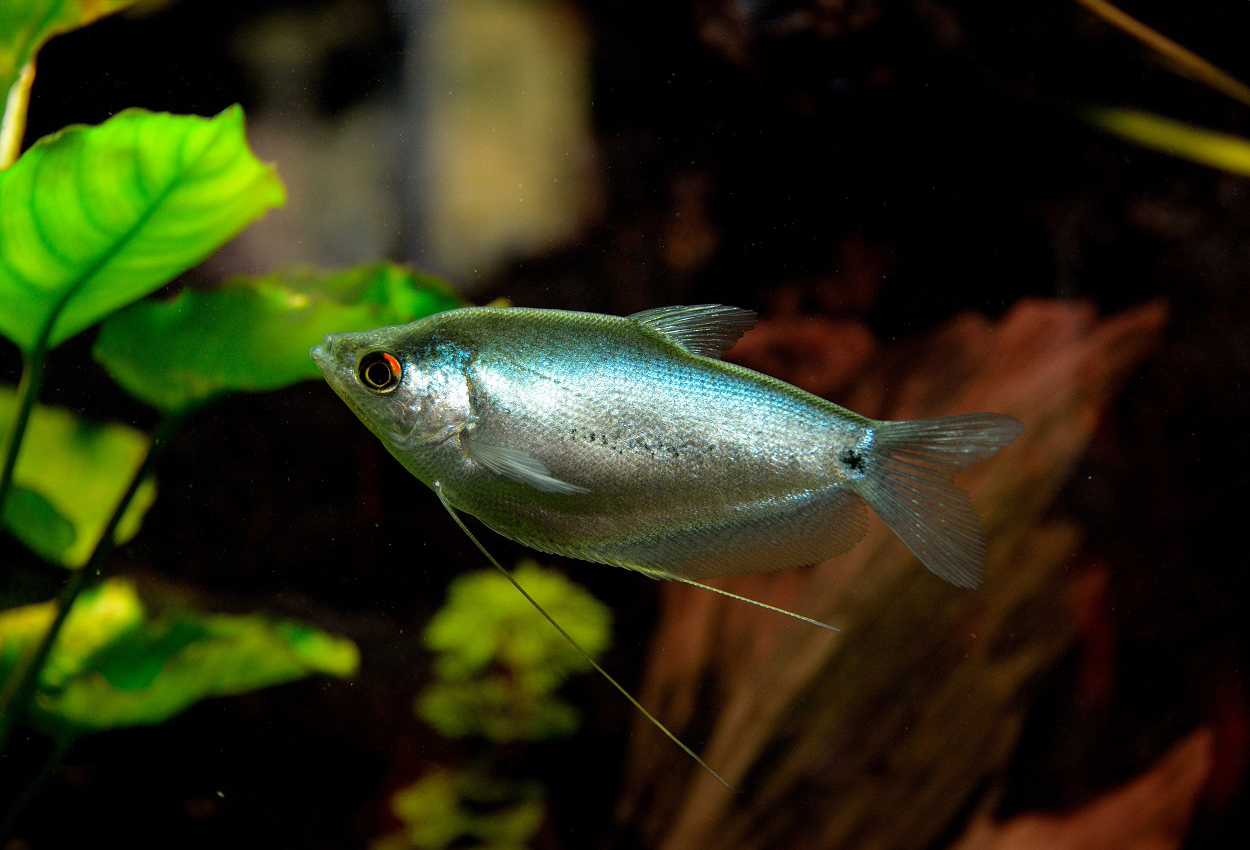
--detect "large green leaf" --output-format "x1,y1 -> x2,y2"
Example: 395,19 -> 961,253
0,0 -> 143,105
0,386 -> 155,567
0,578 -> 360,737
0,106 -> 284,352
93,262 -> 462,413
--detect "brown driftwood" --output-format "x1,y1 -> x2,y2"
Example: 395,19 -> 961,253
952,727 -> 1213,850
614,298 -> 1169,850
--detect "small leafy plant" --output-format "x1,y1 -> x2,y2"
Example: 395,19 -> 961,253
375,561 -> 612,850
0,0 -> 461,838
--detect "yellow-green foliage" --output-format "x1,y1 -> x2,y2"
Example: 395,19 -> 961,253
377,562 -> 611,850
0,579 -> 359,738
376,769 -> 543,850
0,388 -> 155,567
418,560 -> 612,741
0,0 -> 460,775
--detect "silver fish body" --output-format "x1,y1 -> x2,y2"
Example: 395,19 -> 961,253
311,305 -> 1022,587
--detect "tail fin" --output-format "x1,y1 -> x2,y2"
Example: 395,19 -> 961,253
850,413 -> 1023,588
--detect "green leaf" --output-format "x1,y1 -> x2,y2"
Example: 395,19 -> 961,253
1084,106 -> 1250,176
383,769 -> 468,850
380,769 -> 544,850
423,561 -> 611,692
93,262 -> 462,413
0,578 -> 360,736
417,676 -> 582,742
0,0 -> 143,105
0,105 -> 284,353
0,385 -> 155,567
414,563 -> 609,743
1,484 -> 75,563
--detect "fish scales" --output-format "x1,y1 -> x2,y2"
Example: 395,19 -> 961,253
312,305 -> 1022,587
461,310 -> 860,574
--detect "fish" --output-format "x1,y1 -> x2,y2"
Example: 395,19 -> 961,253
310,304 -> 1022,589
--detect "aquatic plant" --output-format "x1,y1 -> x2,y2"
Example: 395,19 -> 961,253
0,1 -> 460,839
419,560 -> 611,741
376,561 -> 611,850
1076,0 -> 1250,175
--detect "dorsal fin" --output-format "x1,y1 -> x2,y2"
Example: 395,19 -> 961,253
629,304 -> 757,359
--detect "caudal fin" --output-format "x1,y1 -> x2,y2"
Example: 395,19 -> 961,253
851,413 -> 1023,588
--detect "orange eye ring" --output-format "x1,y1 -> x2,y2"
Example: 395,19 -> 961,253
358,350 -> 402,393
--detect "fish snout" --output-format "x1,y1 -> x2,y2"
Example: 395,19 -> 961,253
310,333 -> 338,370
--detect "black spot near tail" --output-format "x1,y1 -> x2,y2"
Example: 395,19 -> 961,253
839,448 -> 866,474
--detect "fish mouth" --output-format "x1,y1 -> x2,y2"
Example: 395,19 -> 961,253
310,335 -> 335,373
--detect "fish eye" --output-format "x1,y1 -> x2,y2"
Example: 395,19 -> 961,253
358,350 -> 402,393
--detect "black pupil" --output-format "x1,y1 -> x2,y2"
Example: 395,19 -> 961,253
366,362 -> 390,386
360,352 -> 398,390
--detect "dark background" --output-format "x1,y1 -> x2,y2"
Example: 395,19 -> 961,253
3,1 -> 1248,847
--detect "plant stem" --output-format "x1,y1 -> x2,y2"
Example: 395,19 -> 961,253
2,230 -> 140,521
0,734 -> 71,845
0,284 -> 84,534
1074,0 -> 1250,107
0,411 -> 180,758
0,285 -> 71,526
0,60 -> 35,170
0,347 -> 47,525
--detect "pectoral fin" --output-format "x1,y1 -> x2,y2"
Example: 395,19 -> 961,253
462,434 -> 589,494
629,304 -> 757,359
